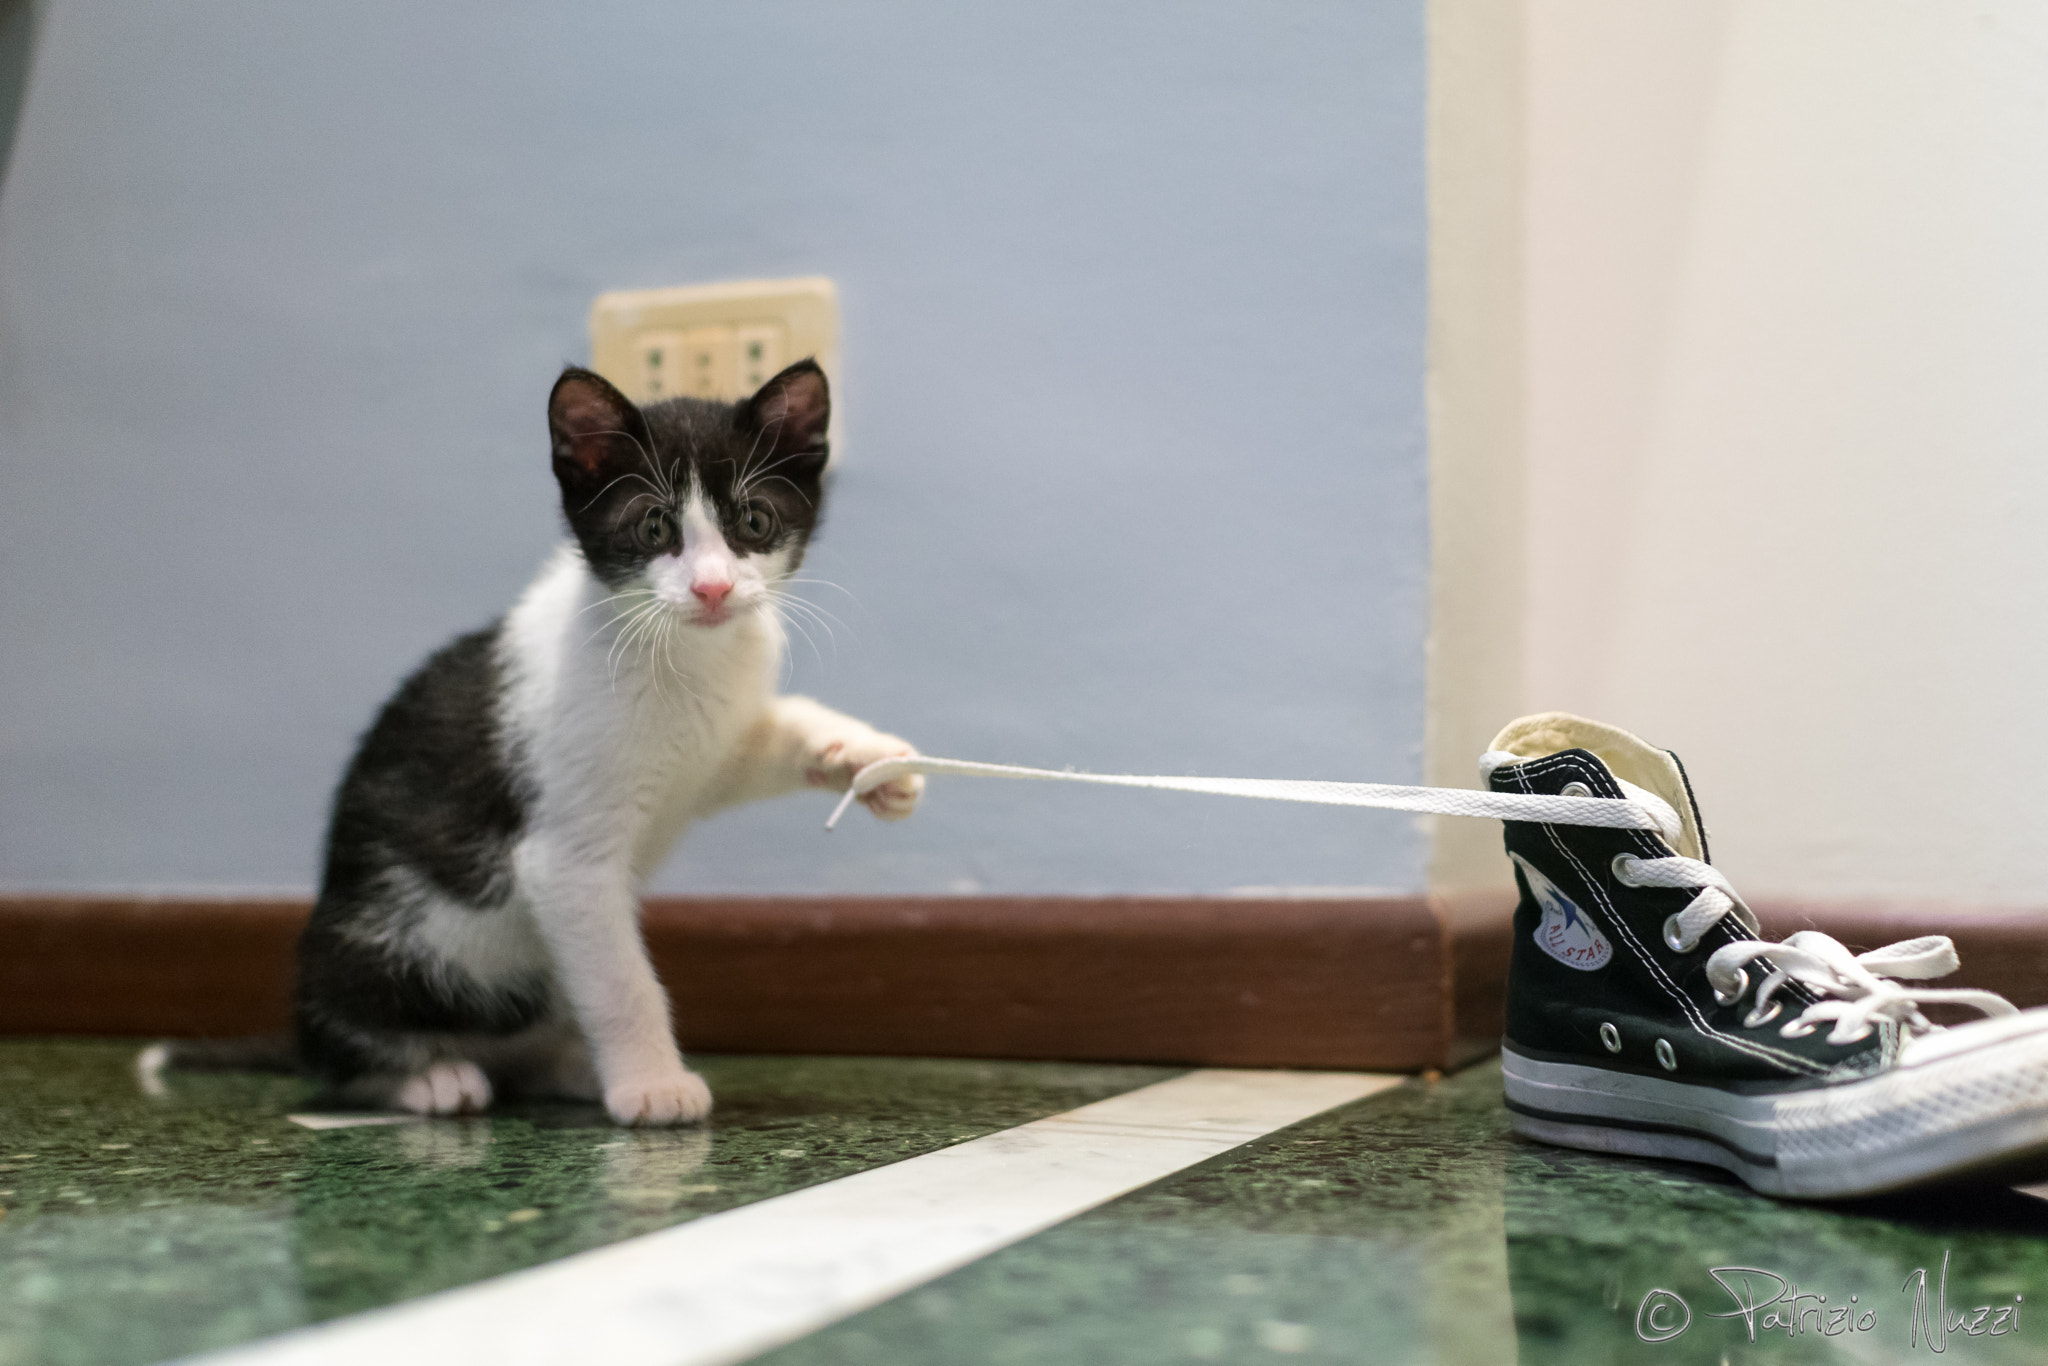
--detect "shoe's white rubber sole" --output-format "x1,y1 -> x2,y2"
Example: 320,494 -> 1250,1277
1502,1022 -> 2048,1199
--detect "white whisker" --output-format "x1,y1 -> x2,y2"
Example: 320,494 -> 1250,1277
767,590 -> 848,640
576,585 -> 656,619
768,597 -> 828,672
580,594 -> 662,650
607,599 -> 665,689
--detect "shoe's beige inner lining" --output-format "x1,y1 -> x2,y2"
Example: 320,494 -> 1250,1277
1488,711 -> 1706,861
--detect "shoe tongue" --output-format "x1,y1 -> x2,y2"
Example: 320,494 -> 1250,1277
1487,712 -> 1709,862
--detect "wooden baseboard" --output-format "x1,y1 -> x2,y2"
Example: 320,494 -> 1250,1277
1439,887 -> 1518,1067
0,896 -> 305,1039
10,891 -> 2028,1071
0,893 -> 1512,1072
1750,899 -> 2048,1013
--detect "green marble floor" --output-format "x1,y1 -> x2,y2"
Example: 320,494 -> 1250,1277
0,1041 -> 1170,1366
5,1041 -> 2048,1365
764,1062 -> 2048,1366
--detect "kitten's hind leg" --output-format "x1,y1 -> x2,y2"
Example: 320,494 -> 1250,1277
394,1061 -> 493,1116
334,1059 -> 495,1116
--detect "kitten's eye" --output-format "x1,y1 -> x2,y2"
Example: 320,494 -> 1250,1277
636,507 -> 674,551
736,504 -> 777,544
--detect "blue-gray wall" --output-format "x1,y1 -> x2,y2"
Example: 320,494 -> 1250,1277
0,1 -> 1426,894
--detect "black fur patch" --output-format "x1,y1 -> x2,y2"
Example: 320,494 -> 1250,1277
318,627 -> 526,907
295,624 -> 543,1082
549,360 -> 831,588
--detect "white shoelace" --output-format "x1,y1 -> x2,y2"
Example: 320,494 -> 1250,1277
825,753 -> 1685,834
832,752 -> 2019,1047
1617,852 -> 2016,1044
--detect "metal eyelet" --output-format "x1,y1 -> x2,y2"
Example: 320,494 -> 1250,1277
1711,969 -> 1750,1007
1655,1038 -> 1677,1071
1561,782 -> 1593,799
1599,1022 -> 1622,1053
1662,913 -> 1694,953
1611,853 -> 1641,886
1779,1019 -> 1817,1039
1743,1000 -> 1783,1029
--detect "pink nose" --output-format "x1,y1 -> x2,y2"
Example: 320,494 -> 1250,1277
692,581 -> 733,611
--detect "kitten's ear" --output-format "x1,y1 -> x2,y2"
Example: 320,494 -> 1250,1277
548,367 -> 649,491
736,359 -> 830,462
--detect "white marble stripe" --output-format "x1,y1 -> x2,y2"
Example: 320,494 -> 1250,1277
186,1068 -> 1399,1366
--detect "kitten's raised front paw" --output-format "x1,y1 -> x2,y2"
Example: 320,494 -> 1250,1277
395,1061 -> 493,1116
859,768 -> 924,821
605,1068 -> 713,1126
805,733 -> 924,822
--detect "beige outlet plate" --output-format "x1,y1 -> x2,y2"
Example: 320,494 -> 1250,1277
588,276 -> 842,460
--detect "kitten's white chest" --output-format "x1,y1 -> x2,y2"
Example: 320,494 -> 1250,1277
501,548 -> 781,869
627,661 -> 770,870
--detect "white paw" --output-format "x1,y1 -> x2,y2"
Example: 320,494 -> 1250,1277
605,1068 -> 713,1126
805,733 -> 924,822
395,1061 -> 493,1116
859,768 -> 924,821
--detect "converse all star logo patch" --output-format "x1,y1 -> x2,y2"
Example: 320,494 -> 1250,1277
1512,852 -> 1613,971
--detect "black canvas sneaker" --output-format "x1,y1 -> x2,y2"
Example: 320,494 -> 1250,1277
1487,712 -> 2048,1199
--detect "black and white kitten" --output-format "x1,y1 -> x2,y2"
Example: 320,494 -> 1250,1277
290,360 -> 921,1125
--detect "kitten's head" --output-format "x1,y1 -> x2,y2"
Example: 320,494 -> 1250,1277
547,360 -> 830,626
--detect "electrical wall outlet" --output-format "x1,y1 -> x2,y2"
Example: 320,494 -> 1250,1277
589,276 -> 841,457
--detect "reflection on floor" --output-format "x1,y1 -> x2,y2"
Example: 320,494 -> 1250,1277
0,1042 -> 1170,1366
4,1040 -> 2048,1365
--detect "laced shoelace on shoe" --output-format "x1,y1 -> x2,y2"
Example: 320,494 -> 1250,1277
1614,853 -> 2018,1045
828,751 -> 2016,1048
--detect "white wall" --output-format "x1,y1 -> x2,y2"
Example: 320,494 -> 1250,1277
1424,0 -> 1527,891
1512,1 -> 2048,904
